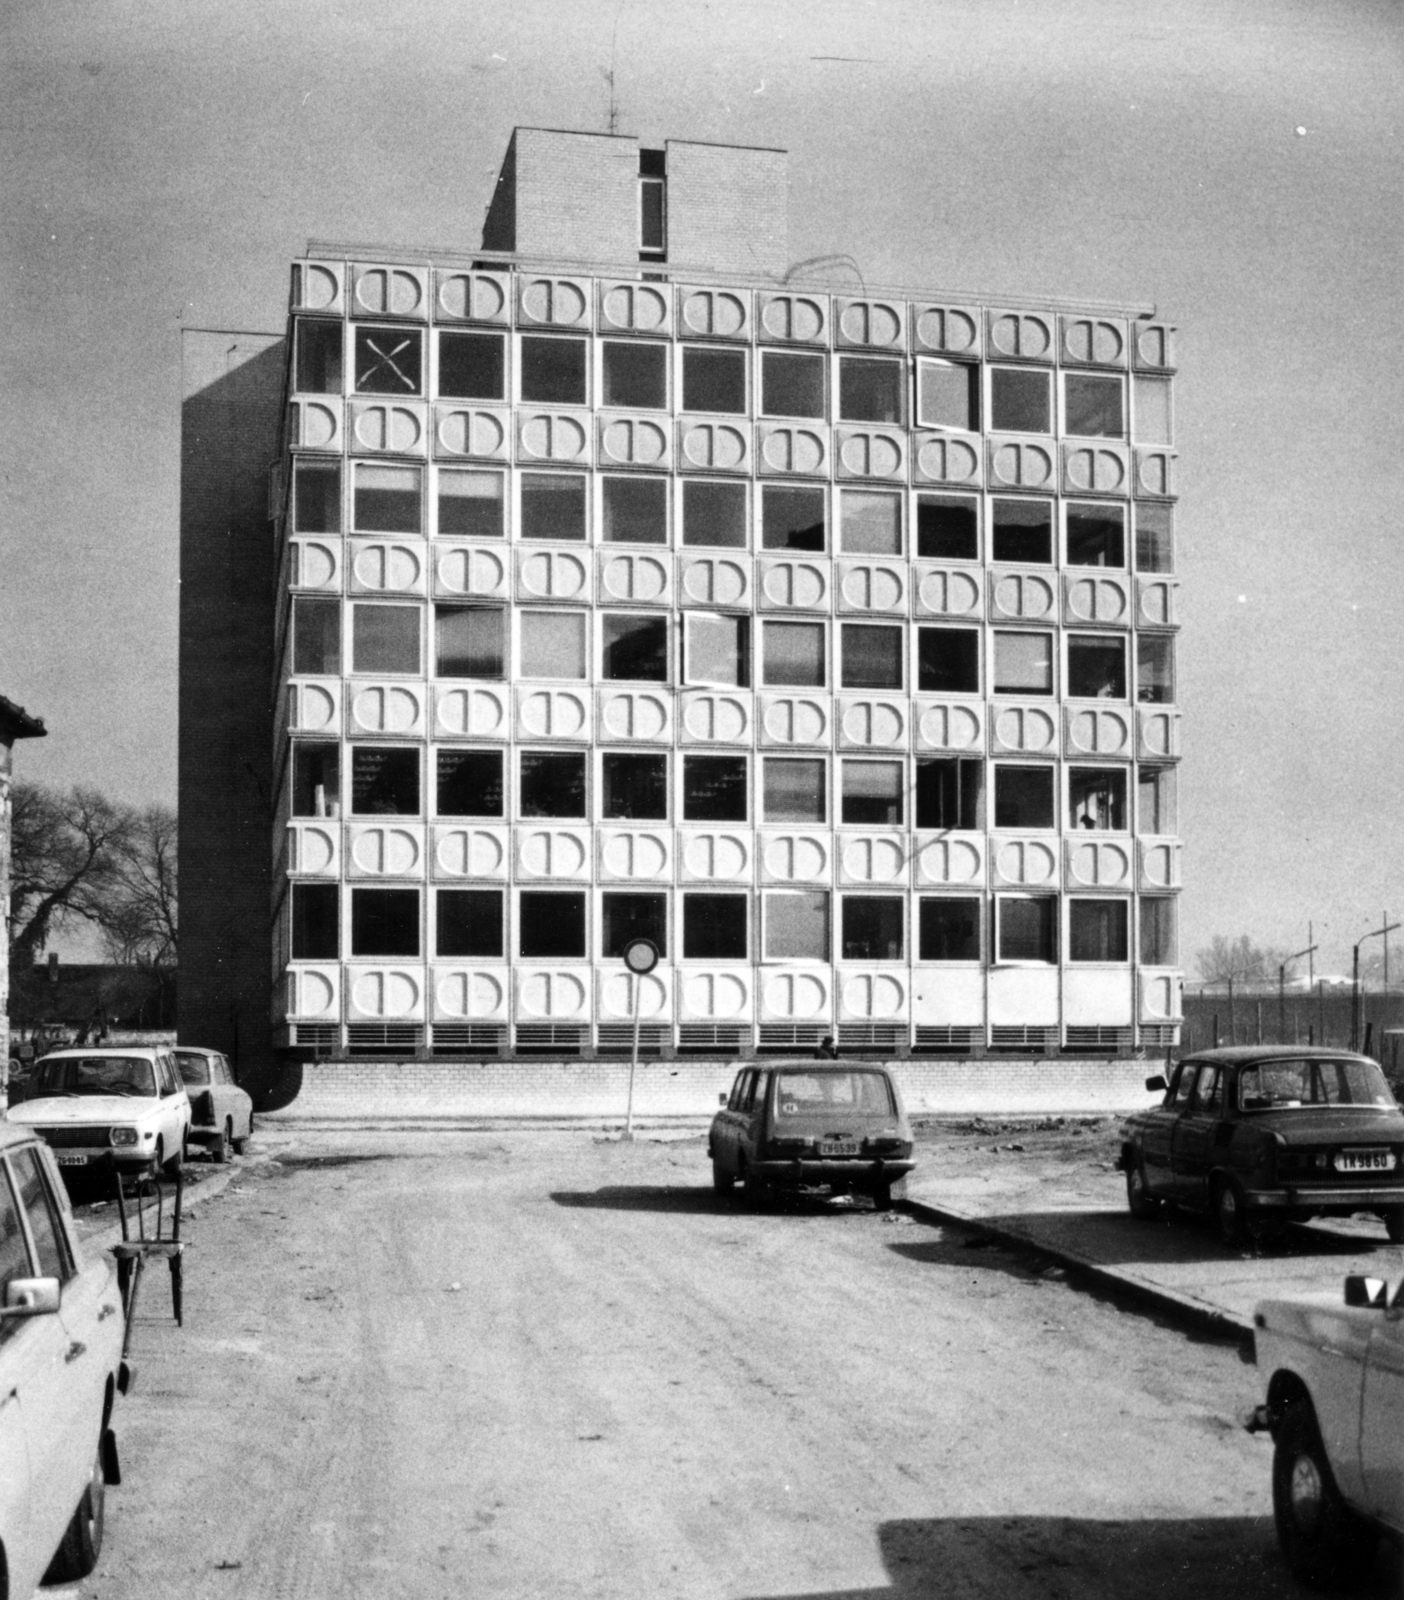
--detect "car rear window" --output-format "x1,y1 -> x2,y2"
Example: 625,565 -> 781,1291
174,1053 -> 212,1087
774,1071 -> 895,1116
1238,1058 -> 1397,1110
33,1056 -> 156,1098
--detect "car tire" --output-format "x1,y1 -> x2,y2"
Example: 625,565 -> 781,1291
161,1134 -> 185,1181
741,1158 -> 771,1209
1272,1400 -> 1379,1589
212,1121 -> 232,1165
1126,1160 -> 1161,1220
1214,1177 -> 1249,1247
1383,1207 -> 1404,1244
44,1440 -> 106,1582
711,1155 -> 735,1195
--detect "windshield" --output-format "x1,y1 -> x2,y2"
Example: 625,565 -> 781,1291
33,1055 -> 157,1098
1238,1058 -> 1397,1111
774,1071 -> 895,1116
173,1052 -> 211,1087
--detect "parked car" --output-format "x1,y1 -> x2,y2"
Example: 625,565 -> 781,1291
1245,1271 -> 1402,1588
1118,1048 -> 1404,1246
708,1063 -> 915,1209
6,1048 -> 193,1180
172,1047 -> 253,1163
0,1119 -> 125,1592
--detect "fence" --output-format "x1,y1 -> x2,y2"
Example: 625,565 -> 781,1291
1181,988 -> 1404,1068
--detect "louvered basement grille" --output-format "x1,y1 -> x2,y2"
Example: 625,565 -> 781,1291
514,1024 -> 585,1056
912,1026 -> 980,1056
596,1025 -> 670,1057
678,1024 -> 746,1056
1139,1024 -> 1180,1047
292,1024 -> 340,1055
989,1025 -> 1058,1054
757,1024 -> 825,1054
431,1024 -> 506,1057
837,1025 -> 902,1053
1063,1025 -> 1134,1053
345,1024 -> 424,1058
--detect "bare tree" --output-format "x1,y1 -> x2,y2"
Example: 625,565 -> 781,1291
7,783 -> 135,966
100,805 -> 178,970
1195,934 -> 1288,988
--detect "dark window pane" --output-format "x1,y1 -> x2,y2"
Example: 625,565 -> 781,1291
640,178 -> 666,253
1066,505 -> 1125,567
602,892 -> 667,958
602,477 -> 667,544
992,498 -> 1052,564
602,614 -> 668,681
841,897 -> 903,960
917,628 -> 979,694
293,597 -> 341,675
916,494 -> 978,561
436,889 -> 503,958
352,605 -> 419,674
520,473 -> 585,540
1134,503 -> 1174,573
994,766 -> 1055,829
764,758 -> 825,823
683,347 -> 745,414
1065,373 -> 1124,438
1138,767 -> 1177,834
683,480 -> 747,547
683,894 -> 747,960
838,357 -> 902,424
839,490 -> 900,555
990,368 -> 1050,433
682,755 -> 747,822
765,891 -> 829,960
762,621 -> 825,687
1068,636 -> 1127,699
603,342 -> 666,409
293,460 -> 341,533
437,750 -> 503,817
919,897 -> 980,961
842,761 -> 903,826
438,331 -> 504,400
520,337 -> 586,405
602,753 -> 667,820
1070,899 -> 1129,962
295,320 -> 343,394
1140,897 -> 1177,965
994,631 -> 1053,695
520,752 -> 586,818
915,759 -> 980,830
917,361 -> 977,430
841,624 -> 902,690
355,327 -> 422,394
519,891 -> 586,958
998,897 -> 1057,962
292,743 -> 341,818
351,888 -> 420,957
1137,637 -> 1174,704
435,607 -> 504,678
1069,768 -> 1126,831
761,351 -> 825,418
354,464 -> 422,534
685,614 -> 748,687
437,470 -> 503,538
762,485 -> 825,552
351,747 -> 420,815
292,884 -> 339,960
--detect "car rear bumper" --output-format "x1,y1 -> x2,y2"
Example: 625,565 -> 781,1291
754,1157 -> 915,1188
1249,1185 -> 1404,1210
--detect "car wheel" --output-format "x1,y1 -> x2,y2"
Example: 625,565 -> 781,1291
1273,1400 -> 1379,1589
44,1440 -> 106,1582
1214,1177 -> 1249,1247
161,1134 -> 185,1180
1126,1161 -> 1161,1220
212,1120 -> 232,1165
1383,1207 -> 1404,1244
741,1158 -> 771,1209
711,1154 -> 735,1195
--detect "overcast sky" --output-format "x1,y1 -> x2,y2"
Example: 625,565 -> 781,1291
3,0 -> 1401,972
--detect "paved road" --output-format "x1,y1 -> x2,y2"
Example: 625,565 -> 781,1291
75,1130 -> 1399,1599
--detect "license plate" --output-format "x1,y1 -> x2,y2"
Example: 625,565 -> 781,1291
55,1154 -> 93,1167
819,1141 -> 859,1157
1335,1149 -> 1396,1173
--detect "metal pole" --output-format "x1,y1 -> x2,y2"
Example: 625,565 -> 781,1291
624,972 -> 641,1142
1228,976 -> 1236,1044
1308,923 -> 1314,987
1279,964 -> 1286,1043
1352,944 -> 1360,1051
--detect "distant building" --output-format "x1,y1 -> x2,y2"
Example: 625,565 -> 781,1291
1,695 -> 47,1075
182,126 -> 1183,1093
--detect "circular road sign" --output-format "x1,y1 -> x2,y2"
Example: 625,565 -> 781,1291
622,938 -> 660,975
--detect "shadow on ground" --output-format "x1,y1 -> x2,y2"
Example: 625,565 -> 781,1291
550,1185 -> 885,1217
738,1514 -> 1401,1599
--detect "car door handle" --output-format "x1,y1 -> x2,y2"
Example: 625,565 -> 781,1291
64,1340 -> 87,1364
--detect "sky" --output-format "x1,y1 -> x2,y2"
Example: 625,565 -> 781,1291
2,0 -> 1401,974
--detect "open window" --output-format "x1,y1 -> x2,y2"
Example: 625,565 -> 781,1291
682,347 -> 746,415
682,893 -> 747,960
1068,767 -> 1127,831
437,469 -> 503,539
684,614 -> 749,688
350,888 -> 420,957
919,897 -> 980,961
1069,898 -> 1129,962
520,751 -> 585,819
764,890 -> 830,961
842,760 -> 903,826
996,896 -> 1057,963
352,605 -> 420,675
437,331 -> 504,401
682,755 -> 747,822
602,753 -> 667,820
436,750 -> 503,817
602,892 -> 667,958
994,764 -> 1055,829
520,336 -> 586,405
292,884 -> 339,960
841,897 -> 903,960
915,758 -> 981,830
292,597 -> 341,676
917,360 -> 979,431
1068,635 -> 1127,700
602,476 -> 667,544
435,606 -> 504,679
916,493 -> 978,562
519,891 -> 586,958
351,747 -> 419,815
436,888 -> 503,958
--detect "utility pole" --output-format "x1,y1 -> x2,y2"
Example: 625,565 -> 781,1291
1279,941 -> 1318,1041
1353,915 -> 1400,1052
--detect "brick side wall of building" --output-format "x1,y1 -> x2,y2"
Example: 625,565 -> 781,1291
666,141 -> 788,277
512,128 -> 639,263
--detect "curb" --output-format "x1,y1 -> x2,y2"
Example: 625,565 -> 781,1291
900,1196 -> 1254,1341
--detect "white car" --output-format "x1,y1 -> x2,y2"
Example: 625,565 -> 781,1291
7,1048 -> 192,1179
1247,1273 -> 1403,1588
0,1119 -> 125,1593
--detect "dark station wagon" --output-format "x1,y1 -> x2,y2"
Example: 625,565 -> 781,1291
1118,1047 -> 1404,1245
709,1063 -> 915,1210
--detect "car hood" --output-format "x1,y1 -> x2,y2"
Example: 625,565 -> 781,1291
1246,1106 -> 1404,1144
8,1096 -> 160,1125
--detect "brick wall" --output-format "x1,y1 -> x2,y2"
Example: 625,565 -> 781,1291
266,1057 -> 1155,1121
511,128 -> 639,263
666,140 -> 788,276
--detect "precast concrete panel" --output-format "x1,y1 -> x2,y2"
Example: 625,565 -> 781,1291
517,411 -> 591,465
987,311 -> 1054,363
598,416 -> 671,471
1063,573 -> 1130,628
597,968 -> 672,1024
1065,838 -> 1133,891
678,691 -> 752,745
677,419 -> 751,474
351,265 -> 428,321
287,821 -> 340,877
514,687 -> 591,741
434,545 -> 509,600
1063,706 -> 1132,761
431,826 -> 509,880
758,695 -> 830,747
1134,450 -> 1176,498
433,685 -> 509,740
287,680 -> 341,735
515,547 -> 591,603
596,689 -> 672,743
1135,577 -> 1180,629
988,966 -> 1058,1024
758,558 -> 830,610
1132,323 -> 1176,371
347,966 -> 426,1020
432,968 -> 509,1022
1140,970 -> 1182,1022
346,823 -> 425,879
839,834 -> 906,885
760,833 -> 832,884
912,567 -> 982,619
756,425 -> 828,477
836,561 -> 906,615
1063,971 -> 1133,1025
349,542 -> 427,595
347,683 -> 426,739
760,968 -> 832,1023
677,830 -> 751,883
757,294 -> 828,345
911,304 -> 982,358
837,699 -> 906,749
1061,444 -> 1128,497
678,968 -> 753,1023
677,286 -> 752,342
291,539 -> 342,591
514,967 -> 592,1021
992,838 -> 1060,888
287,965 -> 341,1020
1059,317 -> 1128,368
597,827 -> 672,881
914,834 -> 985,887
912,434 -> 982,487
989,440 -> 1056,493
1136,708 -> 1181,761
433,270 -> 511,325
515,826 -> 592,880
516,276 -> 593,329
989,570 -> 1057,623
598,280 -> 673,337
350,401 -> 428,456
839,971 -> 908,1022
835,429 -> 905,481
836,299 -> 906,350
678,554 -> 751,609
291,259 -> 344,315
434,407 -> 510,461
597,551 -> 673,606
288,398 -> 343,452
990,704 -> 1059,756
1137,840 -> 1183,891
911,969 -> 983,1025
914,701 -> 984,752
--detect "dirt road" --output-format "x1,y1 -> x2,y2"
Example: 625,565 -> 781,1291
74,1129 -> 1397,1599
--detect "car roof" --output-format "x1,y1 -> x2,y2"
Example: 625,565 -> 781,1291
36,1046 -> 167,1061
171,1045 -> 218,1056
762,1062 -> 895,1074
1176,1046 -> 1377,1068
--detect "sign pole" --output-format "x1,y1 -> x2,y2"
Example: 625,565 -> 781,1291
620,939 -> 659,1142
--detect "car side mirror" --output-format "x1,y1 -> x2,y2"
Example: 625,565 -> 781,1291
718,1092 -> 728,1106
1145,1075 -> 1167,1092
0,1276 -> 61,1318
1344,1274 -> 1388,1308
